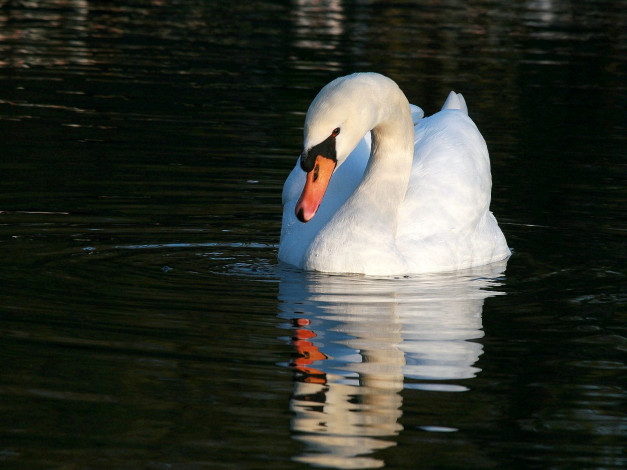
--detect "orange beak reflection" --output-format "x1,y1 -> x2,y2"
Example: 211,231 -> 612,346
295,155 -> 336,223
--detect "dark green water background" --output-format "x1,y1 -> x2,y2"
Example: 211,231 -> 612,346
0,1 -> 625,469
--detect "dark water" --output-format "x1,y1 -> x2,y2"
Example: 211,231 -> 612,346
1,1 -> 625,469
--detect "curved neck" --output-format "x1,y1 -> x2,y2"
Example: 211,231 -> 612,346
351,95 -> 415,231
304,79 -> 416,274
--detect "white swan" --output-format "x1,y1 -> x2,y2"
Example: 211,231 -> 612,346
279,72 -> 510,275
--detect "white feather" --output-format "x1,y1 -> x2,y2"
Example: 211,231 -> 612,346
279,73 -> 510,275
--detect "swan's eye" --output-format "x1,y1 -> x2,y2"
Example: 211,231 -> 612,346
332,127 -> 340,137
313,164 -> 320,182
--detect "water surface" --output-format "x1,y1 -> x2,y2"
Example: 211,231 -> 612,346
0,1 -> 625,469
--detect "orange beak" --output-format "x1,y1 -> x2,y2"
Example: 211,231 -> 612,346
295,155 -> 336,223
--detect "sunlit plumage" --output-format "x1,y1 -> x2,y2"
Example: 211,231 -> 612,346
280,73 -> 510,275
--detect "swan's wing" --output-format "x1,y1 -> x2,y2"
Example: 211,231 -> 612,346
282,158 -> 305,206
409,103 -> 425,124
402,109 -> 492,237
397,107 -> 509,269
403,100 -> 478,229
441,91 -> 468,115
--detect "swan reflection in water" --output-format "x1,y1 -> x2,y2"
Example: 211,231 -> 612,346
277,260 -> 507,469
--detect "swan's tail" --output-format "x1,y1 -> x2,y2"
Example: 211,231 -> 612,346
441,91 -> 468,115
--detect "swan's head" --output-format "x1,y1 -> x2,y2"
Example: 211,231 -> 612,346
295,73 -> 391,223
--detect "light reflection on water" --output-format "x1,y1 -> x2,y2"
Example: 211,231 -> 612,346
278,261 -> 507,468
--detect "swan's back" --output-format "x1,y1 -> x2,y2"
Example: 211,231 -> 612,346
397,94 -> 509,272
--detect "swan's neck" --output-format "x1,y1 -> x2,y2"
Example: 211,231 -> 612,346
339,87 -> 415,243
305,92 -> 414,274
358,114 -> 415,228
